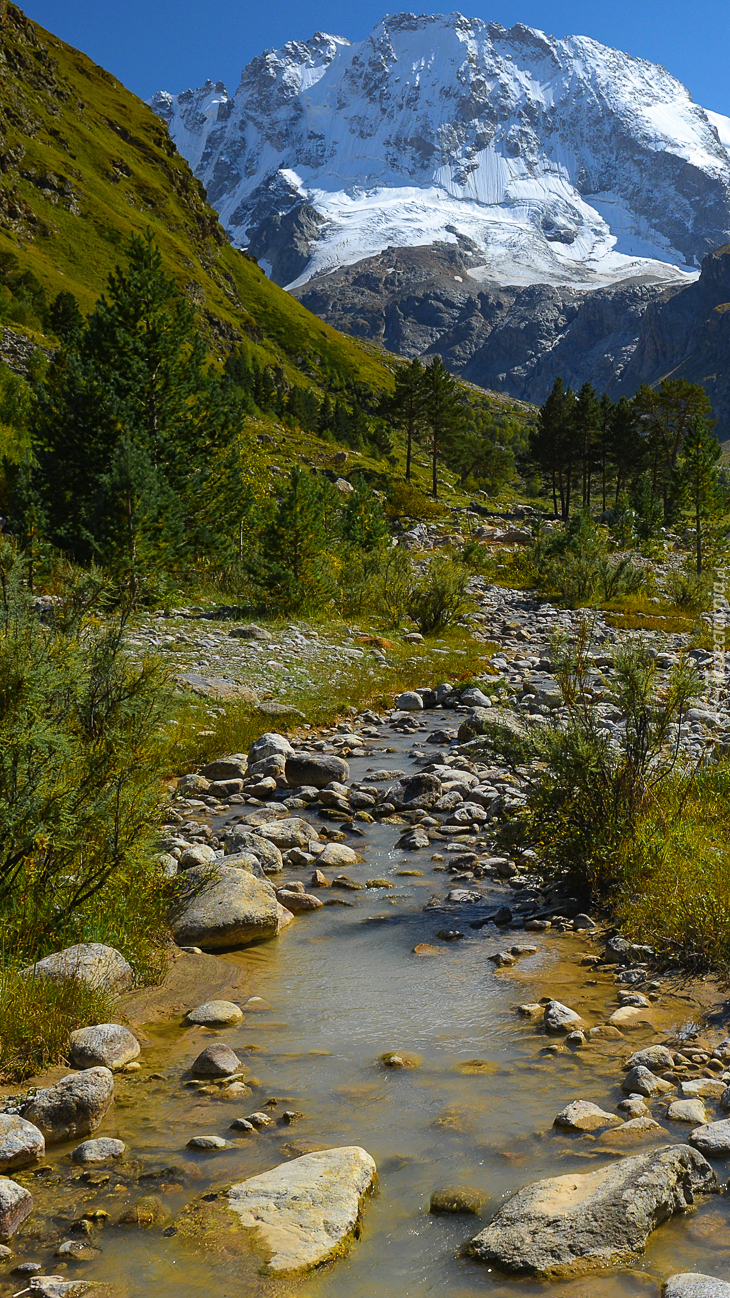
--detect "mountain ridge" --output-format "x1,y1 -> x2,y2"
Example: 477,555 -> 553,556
153,12 -> 730,293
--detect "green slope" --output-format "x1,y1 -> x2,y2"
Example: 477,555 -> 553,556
0,2 -> 393,390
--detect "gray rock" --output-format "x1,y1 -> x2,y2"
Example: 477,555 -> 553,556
276,889 -> 323,913
468,1144 -> 715,1278
624,1045 -> 675,1072
285,754 -> 349,789
247,733 -> 293,765
186,1135 -> 229,1150
667,1099 -> 707,1125
554,1101 -> 621,1132
69,1024 -> 140,1071
186,1000 -> 243,1026
200,755 -> 247,781
254,818 -> 319,850
664,1275 -> 730,1298
71,1138 -> 125,1164
622,1066 -> 674,1097
221,1146 -> 377,1275
318,843 -> 359,867
169,864 -> 283,951
12,1280 -> 90,1298
179,843 -> 217,869
0,1178 -> 32,1240
458,705 -> 524,743
0,1115 -> 44,1173
544,1001 -> 583,1033
176,773 -> 210,795
223,827 -> 283,874
23,943 -> 132,992
191,1044 -> 241,1078
24,1069 -> 114,1145
228,625 -> 272,642
387,773 -> 442,810
394,691 -> 423,711
459,688 -> 492,708
689,1119 -> 730,1157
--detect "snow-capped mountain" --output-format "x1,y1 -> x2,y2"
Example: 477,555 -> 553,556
152,13 -> 730,293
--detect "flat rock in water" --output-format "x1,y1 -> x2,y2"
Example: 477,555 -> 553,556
222,1146 -> 376,1275
681,1079 -> 727,1100
608,1006 -> 654,1030
0,1114 -> 44,1172
554,1101 -> 621,1132
318,843 -> 358,868
0,1177 -> 33,1240
689,1119 -> 730,1157
169,865 -> 282,951
72,1138 -> 125,1164
24,1069 -> 114,1145
544,1001 -> 582,1033
187,1135 -> 228,1150
276,890 -> 323,913
187,1000 -> 243,1026
596,1117 -> 664,1146
69,1023 -> 140,1070
23,943 -> 132,992
667,1099 -> 707,1125
285,754 -> 349,788
468,1145 -> 715,1278
664,1275 -> 730,1297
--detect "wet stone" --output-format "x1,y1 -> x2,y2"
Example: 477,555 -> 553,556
72,1139 -> 125,1165
191,1044 -> 241,1078
430,1186 -> 484,1214
186,1000 -> 243,1026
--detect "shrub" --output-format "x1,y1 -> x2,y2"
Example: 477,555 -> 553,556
407,554 -> 470,635
384,480 -> 441,521
666,566 -> 713,613
0,541 -> 171,965
474,619 -> 702,896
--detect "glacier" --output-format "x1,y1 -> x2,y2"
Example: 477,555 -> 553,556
152,13 -> 730,295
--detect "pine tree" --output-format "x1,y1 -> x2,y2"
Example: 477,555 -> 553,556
530,378 -> 577,518
573,382 -> 601,508
674,418 -> 722,574
33,229 -> 250,591
390,359 -> 426,481
421,356 -> 464,499
261,467 -> 334,609
633,379 -> 715,517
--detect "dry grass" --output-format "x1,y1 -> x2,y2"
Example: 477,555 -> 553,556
0,966 -> 112,1084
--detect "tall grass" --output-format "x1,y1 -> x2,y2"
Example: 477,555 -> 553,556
0,965 -> 112,1083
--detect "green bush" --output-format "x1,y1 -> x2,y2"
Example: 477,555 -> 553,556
474,620 -> 702,896
530,509 -> 647,606
407,554 -> 470,634
666,566 -> 713,613
0,541 -> 170,965
384,480 -> 441,521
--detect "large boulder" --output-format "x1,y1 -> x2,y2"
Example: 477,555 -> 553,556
69,1024 -> 140,1071
624,1045 -> 675,1072
248,733 -> 293,766
0,1114 -> 44,1172
169,865 -> 286,951
664,1276 -> 730,1297
285,754 -> 349,789
223,827 -> 283,874
385,773 -> 441,811
221,1146 -> 376,1275
459,705 -> 525,744
191,1044 -> 241,1078
23,943 -> 133,992
544,1001 -> 582,1033
0,1177 -> 33,1240
24,1068 -> 114,1145
468,1145 -> 715,1279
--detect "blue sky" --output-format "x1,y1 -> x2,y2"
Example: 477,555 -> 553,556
21,1 -> 730,117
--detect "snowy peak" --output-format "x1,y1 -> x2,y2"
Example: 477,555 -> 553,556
152,12 -> 730,291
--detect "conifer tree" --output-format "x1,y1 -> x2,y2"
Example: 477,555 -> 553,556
674,418 -> 722,573
421,356 -> 464,499
530,377 -> 577,518
390,358 -> 426,481
33,229 -> 249,592
261,467 -> 334,609
341,478 -> 389,550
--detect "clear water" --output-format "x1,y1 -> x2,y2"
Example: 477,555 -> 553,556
10,729 -> 730,1296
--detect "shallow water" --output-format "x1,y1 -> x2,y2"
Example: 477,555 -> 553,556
8,724 -> 730,1297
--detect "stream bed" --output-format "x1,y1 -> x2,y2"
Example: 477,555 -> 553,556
8,717 -> 730,1298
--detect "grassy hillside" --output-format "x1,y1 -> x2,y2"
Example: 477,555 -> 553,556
0,1 -> 392,390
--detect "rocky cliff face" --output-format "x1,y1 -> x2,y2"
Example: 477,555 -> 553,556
616,244 -> 730,439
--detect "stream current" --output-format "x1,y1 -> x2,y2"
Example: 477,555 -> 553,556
10,717 -> 730,1297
